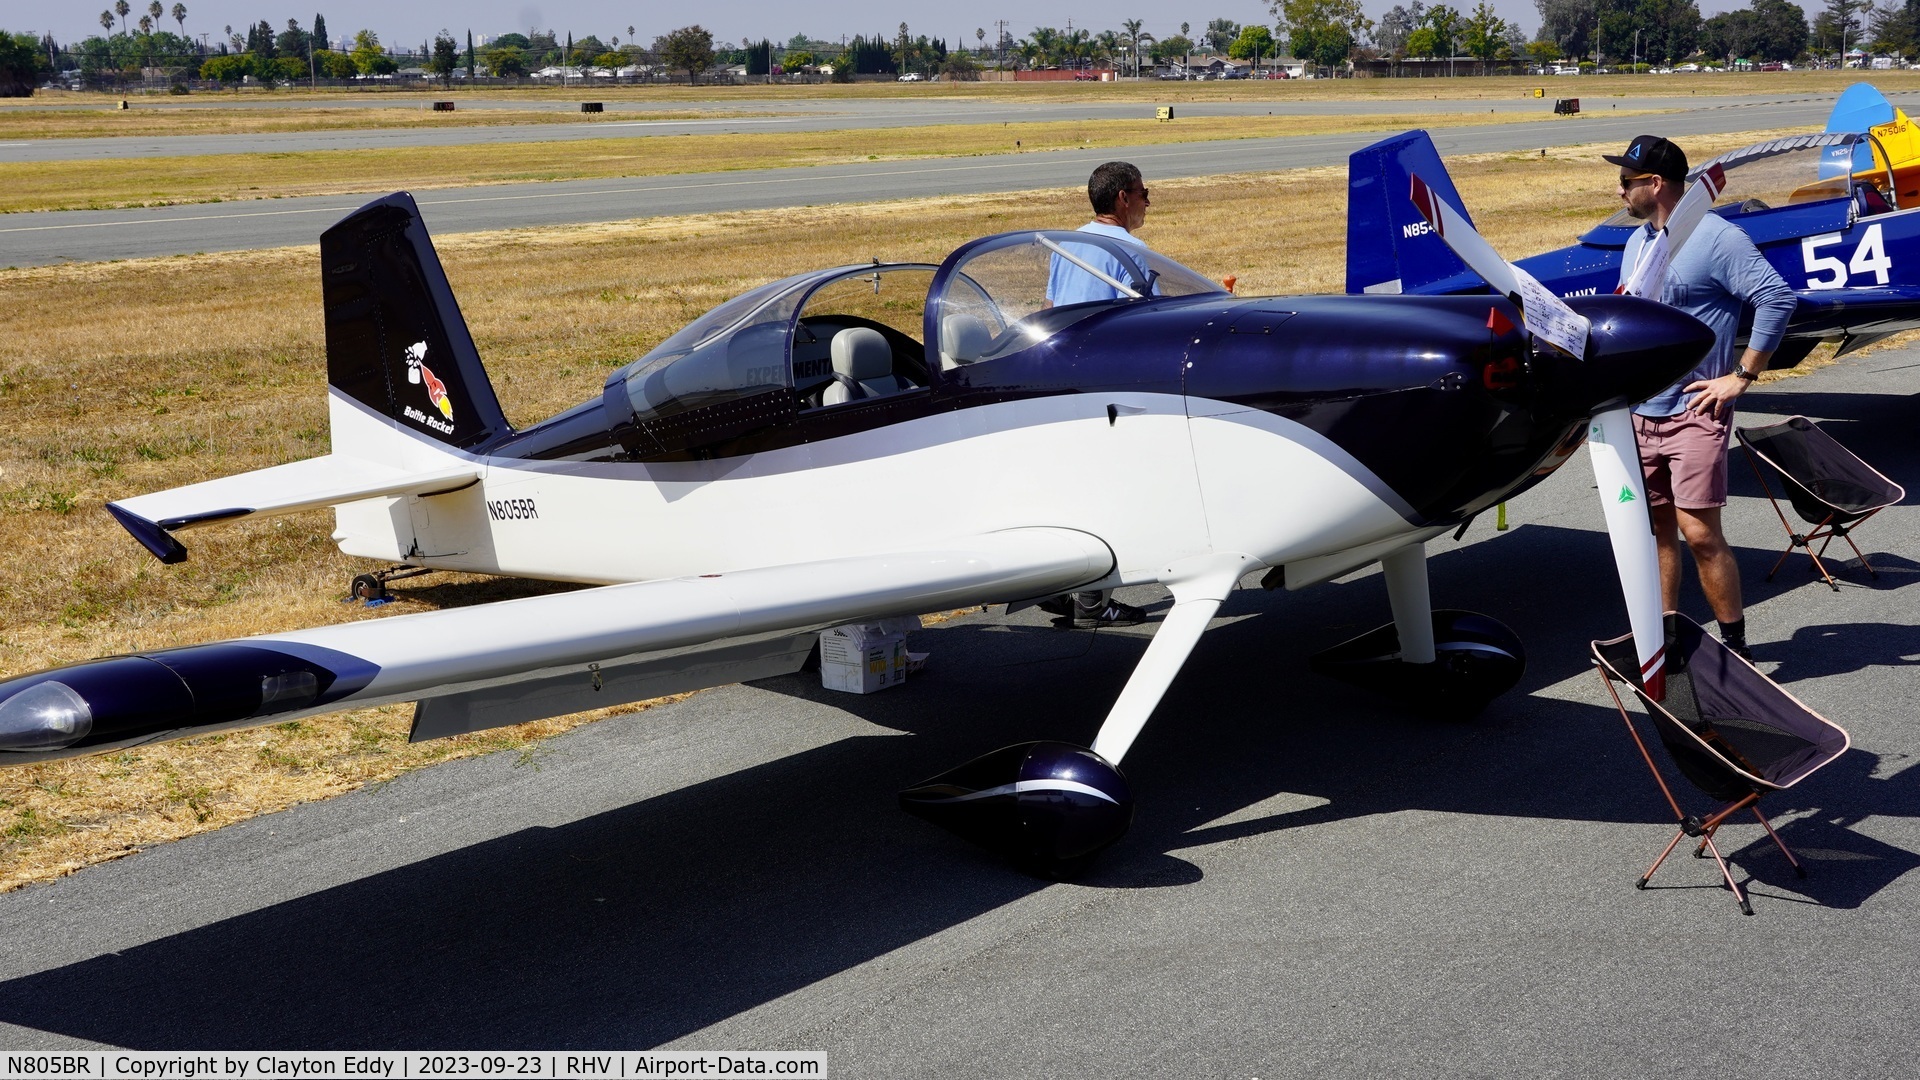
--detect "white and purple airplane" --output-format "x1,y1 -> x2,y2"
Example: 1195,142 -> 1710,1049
0,179 -> 1714,875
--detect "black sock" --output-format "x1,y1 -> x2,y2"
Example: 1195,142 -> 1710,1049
1718,617 -> 1746,648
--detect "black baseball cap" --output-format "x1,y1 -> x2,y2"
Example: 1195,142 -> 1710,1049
1604,135 -> 1688,184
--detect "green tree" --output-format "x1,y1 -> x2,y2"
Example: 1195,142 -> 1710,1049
1150,33 -> 1195,61
745,38 -> 773,75
1027,26 -> 1060,66
1228,24 -> 1277,59
1534,0 -> 1596,60
115,0 -> 130,33
466,30 -> 475,78
1273,0 -> 1374,67
1424,5 -> 1463,55
429,30 -> 458,86
0,30 -> 49,96
656,25 -> 714,83
1121,18 -> 1146,73
350,28 -> 394,76
941,51 -> 980,79
491,32 -> 530,50
199,51 -> 249,86
172,2 -> 186,36
1205,18 -> 1242,51
1752,0 -> 1812,58
311,12 -> 327,50
1407,26 -> 1443,53
1378,1 -> 1427,54
311,48 -> 352,78
482,44 -> 526,77
786,50 -> 816,68
275,19 -> 309,62
1463,1 -> 1509,56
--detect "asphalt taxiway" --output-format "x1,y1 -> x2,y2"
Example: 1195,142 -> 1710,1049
0,345 -> 1913,1074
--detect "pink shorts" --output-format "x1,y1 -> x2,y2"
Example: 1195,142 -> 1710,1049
1633,410 -> 1731,510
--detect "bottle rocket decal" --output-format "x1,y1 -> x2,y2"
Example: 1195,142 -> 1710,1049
404,341 -> 455,421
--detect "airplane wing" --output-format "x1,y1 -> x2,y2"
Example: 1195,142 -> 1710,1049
0,528 -> 1113,762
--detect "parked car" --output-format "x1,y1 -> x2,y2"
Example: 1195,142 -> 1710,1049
897,72 -> 923,81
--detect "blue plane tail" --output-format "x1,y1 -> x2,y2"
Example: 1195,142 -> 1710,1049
1345,130 -> 1476,295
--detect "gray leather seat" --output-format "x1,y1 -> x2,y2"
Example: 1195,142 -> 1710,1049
939,313 -> 993,370
822,327 -> 908,405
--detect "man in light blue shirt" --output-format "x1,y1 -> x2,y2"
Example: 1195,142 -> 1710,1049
1046,161 -> 1151,308
1608,134 -> 1798,660
1040,162 -> 1152,629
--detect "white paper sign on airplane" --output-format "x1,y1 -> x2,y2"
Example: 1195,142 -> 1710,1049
1408,173 -> 1590,358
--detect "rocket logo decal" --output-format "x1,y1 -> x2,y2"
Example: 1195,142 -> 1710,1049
405,341 -> 455,421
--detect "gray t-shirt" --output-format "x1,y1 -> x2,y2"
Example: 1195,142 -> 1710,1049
1619,212 -> 1797,417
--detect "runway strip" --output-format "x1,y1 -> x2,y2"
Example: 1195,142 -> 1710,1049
0,93 -> 1876,267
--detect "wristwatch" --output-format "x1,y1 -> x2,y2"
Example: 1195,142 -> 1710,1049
1733,368 -> 1758,382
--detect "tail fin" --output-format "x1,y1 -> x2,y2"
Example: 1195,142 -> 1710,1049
1345,130 -> 1475,296
320,192 -> 510,452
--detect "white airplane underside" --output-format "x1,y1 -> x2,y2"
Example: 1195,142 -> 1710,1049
1,187 -> 1718,875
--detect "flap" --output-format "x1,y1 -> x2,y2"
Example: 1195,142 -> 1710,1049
259,527 -> 1114,710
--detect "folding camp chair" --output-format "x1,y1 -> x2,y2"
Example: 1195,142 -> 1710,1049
1591,614 -> 1850,915
1736,416 -> 1906,591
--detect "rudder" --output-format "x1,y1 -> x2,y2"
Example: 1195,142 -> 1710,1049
1345,130 -> 1475,296
320,192 -> 510,451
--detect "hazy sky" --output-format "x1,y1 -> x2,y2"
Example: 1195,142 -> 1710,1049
35,0 -> 1756,52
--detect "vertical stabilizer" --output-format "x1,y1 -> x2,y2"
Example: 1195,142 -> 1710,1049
320,192 -> 510,452
1345,131 -> 1475,295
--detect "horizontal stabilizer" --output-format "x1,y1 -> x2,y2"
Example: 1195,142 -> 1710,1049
107,456 -> 482,563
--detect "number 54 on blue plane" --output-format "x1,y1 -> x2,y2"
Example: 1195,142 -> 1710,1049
1350,83 -> 1920,367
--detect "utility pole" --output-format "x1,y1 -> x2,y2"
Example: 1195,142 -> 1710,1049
1632,28 -> 1639,72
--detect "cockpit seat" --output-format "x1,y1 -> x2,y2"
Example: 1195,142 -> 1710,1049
1856,184 -> 1894,217
939,313 -> 994,370
822,327 -> 910,405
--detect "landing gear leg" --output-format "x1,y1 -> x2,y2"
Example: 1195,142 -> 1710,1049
348,565 -> 434,603
901,555 -> 1253,877
1309,542 -> 1526,720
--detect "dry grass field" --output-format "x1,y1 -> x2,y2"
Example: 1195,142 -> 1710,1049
0,129 -> 1854,889
0,110 -> 1609,214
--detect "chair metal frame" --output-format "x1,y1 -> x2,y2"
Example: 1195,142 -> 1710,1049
1737,417 -> 1905,592
1592,615 -> 1850,916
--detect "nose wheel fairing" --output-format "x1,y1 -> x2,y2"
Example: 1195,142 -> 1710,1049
1309,609 -> 1527,721
900,741 -> 1134,877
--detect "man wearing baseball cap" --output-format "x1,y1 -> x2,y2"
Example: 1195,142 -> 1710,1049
1605,134 -> 1796,661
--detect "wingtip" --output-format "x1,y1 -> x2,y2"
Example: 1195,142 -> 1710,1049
105,502 -> 189,565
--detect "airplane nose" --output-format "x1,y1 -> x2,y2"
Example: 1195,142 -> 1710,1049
1528,294 -> 1716,418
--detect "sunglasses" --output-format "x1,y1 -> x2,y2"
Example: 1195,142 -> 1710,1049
1619,172 -> 1658,186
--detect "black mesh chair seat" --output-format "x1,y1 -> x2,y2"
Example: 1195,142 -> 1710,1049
1736,416 -> 1905,591
1592,614 -> 1850,915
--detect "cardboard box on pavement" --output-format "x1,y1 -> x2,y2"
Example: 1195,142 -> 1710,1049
819,618 -> 918,694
